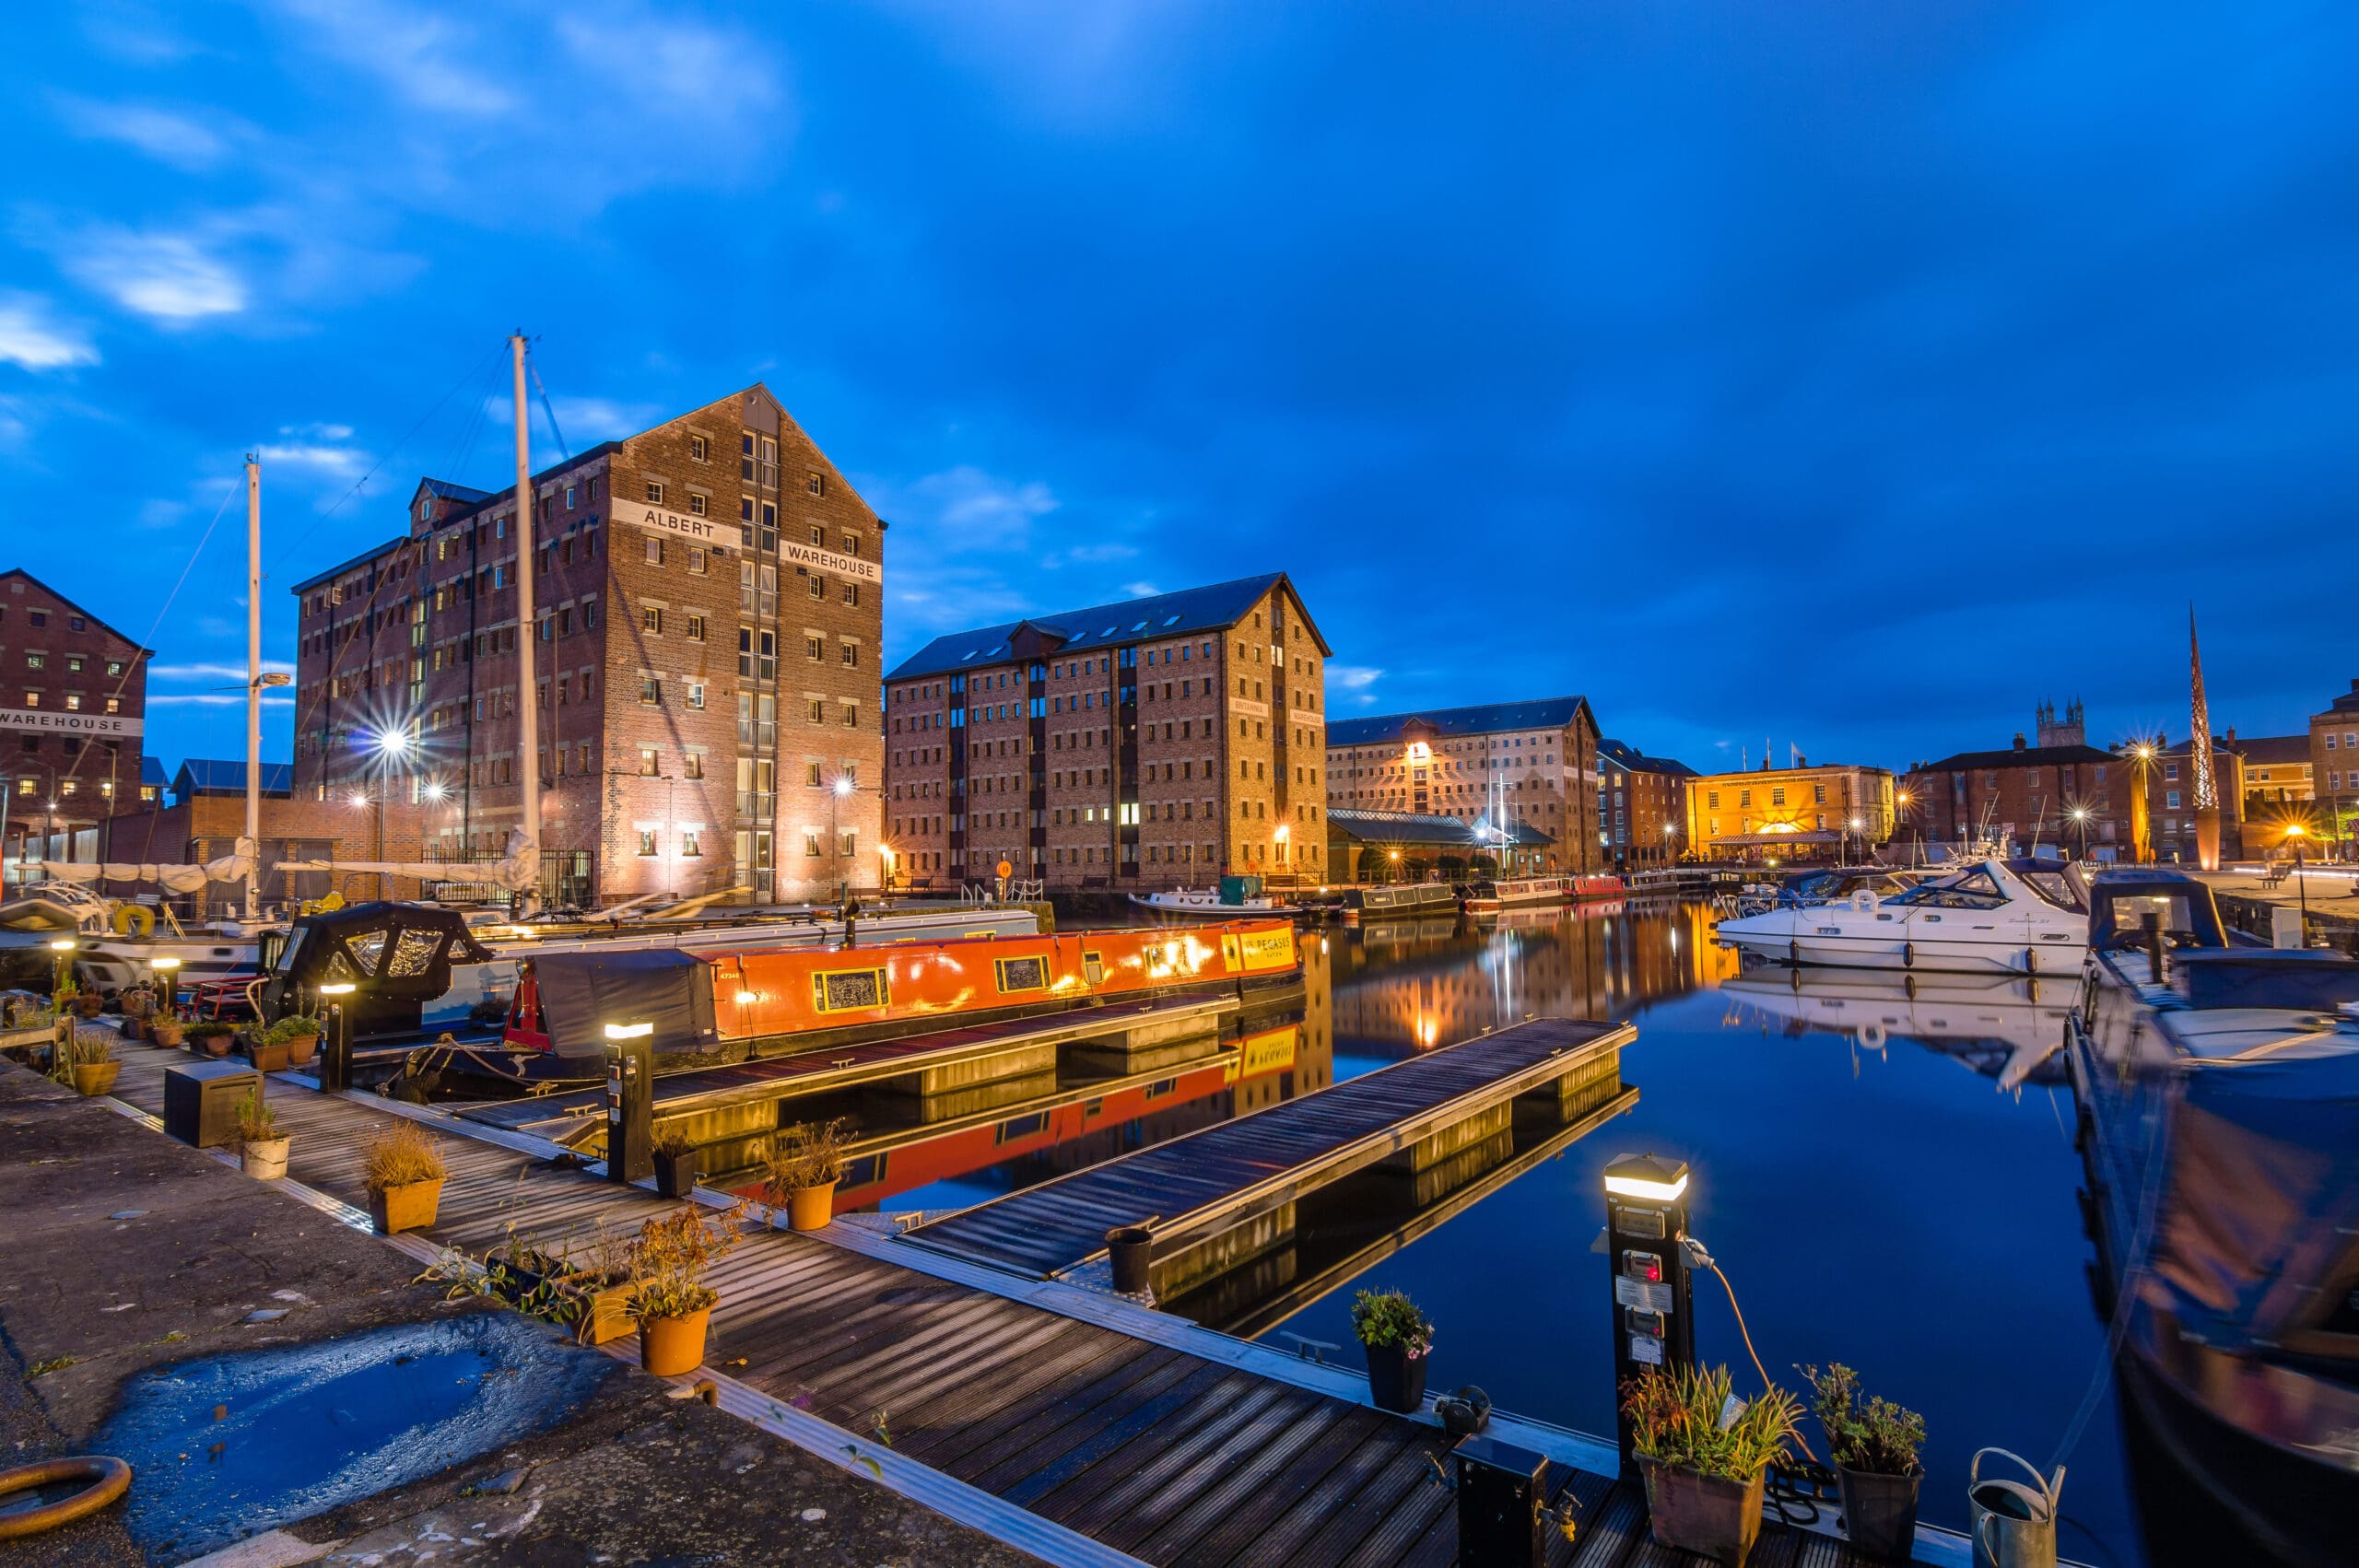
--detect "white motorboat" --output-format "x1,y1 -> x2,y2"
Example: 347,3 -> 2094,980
1713,857 -> 2089,974
1460,876 -> 1567,915
1131,887 -> 1300,916
1720,967 -> 2075,1088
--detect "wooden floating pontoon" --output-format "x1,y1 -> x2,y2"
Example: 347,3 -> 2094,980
902,1017 -> 1637,1281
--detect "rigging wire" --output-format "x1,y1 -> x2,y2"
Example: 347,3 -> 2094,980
530,357 -> 571,460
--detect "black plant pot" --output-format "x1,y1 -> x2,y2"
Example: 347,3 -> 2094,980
1837,1465 -> 1922,1561
1105,1225 -> 1155,1294
1364,1342 -> 1428,1414
653,1147 -> 700,1199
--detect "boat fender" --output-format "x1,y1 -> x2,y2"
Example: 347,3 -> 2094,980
1902,941 -> 1915,969
109,904 -> 155,939
2024,946 -> 2039,975
1789,940 -> 1801,966
0,1456 -> 132,1540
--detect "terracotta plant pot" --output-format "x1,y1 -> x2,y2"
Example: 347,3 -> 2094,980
786,1180 -> 836,1232
571,1277 -> 638,1346
284,1033 -> 320,1068
242,1137 -> 291,1180
369,1176 -> 445,1235
1837,1465 -> 1922,1561
247,1039 -> 289,1073
71,1062 -> 120,1098
1364,1342 -> 1429,1414
196,1032 -> 234,1059
122,1018 -> 148,1043
640,1307 -> 711,1376
73,995 -> 103,1019
151,1024 -> 184,1048
1638,1456 -> 1765,1567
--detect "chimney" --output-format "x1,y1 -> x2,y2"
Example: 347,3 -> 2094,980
2225,727 -> 2237,746
2013,732 -> 2026,751
1796,753 -> 1807,767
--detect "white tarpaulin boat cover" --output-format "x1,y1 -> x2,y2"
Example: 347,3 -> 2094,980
32,838 -> 255,895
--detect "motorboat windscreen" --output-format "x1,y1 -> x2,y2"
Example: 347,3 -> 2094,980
2089,871 -> 2230,954
2005,858 -> 2087,912
1879,867 -> 2011,911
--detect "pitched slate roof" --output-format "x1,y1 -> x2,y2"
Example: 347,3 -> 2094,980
1913,743 -> 2119,773
1599,739 -> 1696,778
140,756 -> 169,789
886,573 -> 1330,681
1327,696 -> 1592,748
172,759 -> 295,797
1326,808 -> 1555,848
2237,734 -> 2312,766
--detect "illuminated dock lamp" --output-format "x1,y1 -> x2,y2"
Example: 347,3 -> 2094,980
317,981 -> 358,1092
602,1022 -> 656,1184
48,937 -> 76,998
150,953 -> 183,1009
1600,1153 -> 1696,1477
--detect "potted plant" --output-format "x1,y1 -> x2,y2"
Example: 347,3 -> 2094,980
1623,1364 -> 1802,1566
68,983 -> 103,1020
1805,1363 -> 1925,1560
57,1026 -> 120,1097
186,1019 -> 236,1058
625,1200 -> 747,1375
1351,1288 -> 1435,1413
267,1013 -> 324,1069
119,982 -> 155,1041
487,1225 -> 638,1346
762,1118 -> 847,1232
361,1120 -> 448,1235
150,1008 -> 185,1049
652,1128 -> 700,1199
237,1091 -> 290,1179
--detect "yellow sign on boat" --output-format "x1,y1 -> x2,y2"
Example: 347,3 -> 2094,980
1225,1023 -> 1299,1082
1221,925 -> 1297,975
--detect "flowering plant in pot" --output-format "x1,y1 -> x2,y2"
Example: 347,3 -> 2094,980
1623,1363 -> 1802,1567
236,1090 -> 291,1179
185,1019 -> 236,1058
266,1013 -> 324,1069
762,1118 -> 847,1232
361,1120 -> 448,1234
149,1008 -> 185,1049
651,1127 -> 700,1199
1805,1363 -> 1925,1561
61,1025 -> 120,1098
625,1199 -> 747,1375
1350,1288 -> 1435,1413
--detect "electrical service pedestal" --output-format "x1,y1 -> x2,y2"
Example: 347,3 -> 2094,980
605,1035 -> 653,1183
1602,1152 -> 1696,1477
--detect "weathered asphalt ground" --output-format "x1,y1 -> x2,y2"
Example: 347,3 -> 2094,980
0,1061 -> 1039,1567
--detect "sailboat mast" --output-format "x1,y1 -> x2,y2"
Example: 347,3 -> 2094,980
511,334 -> 540,914
244,455 -> 262,919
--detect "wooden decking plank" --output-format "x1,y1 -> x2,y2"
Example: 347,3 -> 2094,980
1129,1395 -> 1355,1562
1545,1467 -> 1620,1568
1045,1379 -> 1301,1537
830,1313 -> 1084,1430
999,1363 -> 1246,1510
1329,1447 -> 1455,1568
1566,1483 -> 1649,1568
961,1351 -> 1213,1495
1099,1385 -> 1326,1554
900,1329 -> 1150,1468
1168,1403 -> 1391,1568
1226,1425 -> 1433,1568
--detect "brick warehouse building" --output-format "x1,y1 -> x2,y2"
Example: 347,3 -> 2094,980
1901,734 -> 2129,856
0,568 -> 151,877
1598,739 -> 1695,870
289,386 -> 883,906
1323,696 -> 1605,875
882,576 -> 1331,890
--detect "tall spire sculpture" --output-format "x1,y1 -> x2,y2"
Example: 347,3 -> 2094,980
2190,606 -> 2221,871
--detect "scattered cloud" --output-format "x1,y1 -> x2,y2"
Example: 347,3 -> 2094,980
148,661 -> 297,683
148,692 -> 294,708
0,295 -> 98,370
1119,580 -> 1160,598
1062,543 -> 1137,563
271,0 -> 512,117
491,392 -> 663,450
1329,664 -> 1385,707
255,435 -> 370,481
554,15 -> 780,132
52,93 -> 242,170
58,228 -> 245,322
137,498 -> 187,530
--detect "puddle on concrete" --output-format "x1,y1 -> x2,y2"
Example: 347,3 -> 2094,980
96,1311 -> 616,1562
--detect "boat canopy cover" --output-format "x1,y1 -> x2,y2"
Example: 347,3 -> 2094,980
528,948 -> 718,1060
2086,870 -> 2228,953
2169,950 -> 2359,1012
269,902 -> 497,1000
2150,1045 -> 2359,1353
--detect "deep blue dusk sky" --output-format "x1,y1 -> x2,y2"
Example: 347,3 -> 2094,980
5,2 -> 2353,778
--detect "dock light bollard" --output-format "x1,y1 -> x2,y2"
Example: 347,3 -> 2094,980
603,1023 -> 655,1184
317,982 -> 356,1092
1602,1153 -> 1696,1478
1455,1433 -> 1550,1568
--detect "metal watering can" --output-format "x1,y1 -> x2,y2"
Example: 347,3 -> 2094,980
1969,1448 -> 2063,1568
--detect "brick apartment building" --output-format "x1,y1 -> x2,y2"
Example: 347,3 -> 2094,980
1902,734 -> 2128,856
882,575 -> 1331,890
1597,739 -> 1694,870
1324,696 -> 1604,875
0,568 -> 150,876
1685,758 -> 1895,863
289,385 -> 883,907
2310,679 -> 2359,856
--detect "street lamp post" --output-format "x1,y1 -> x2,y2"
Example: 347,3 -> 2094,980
2283,825 -> 2310,937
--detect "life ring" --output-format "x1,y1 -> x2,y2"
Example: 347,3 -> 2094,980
109,905 -> 156,939
0,1456 -> 133,1540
